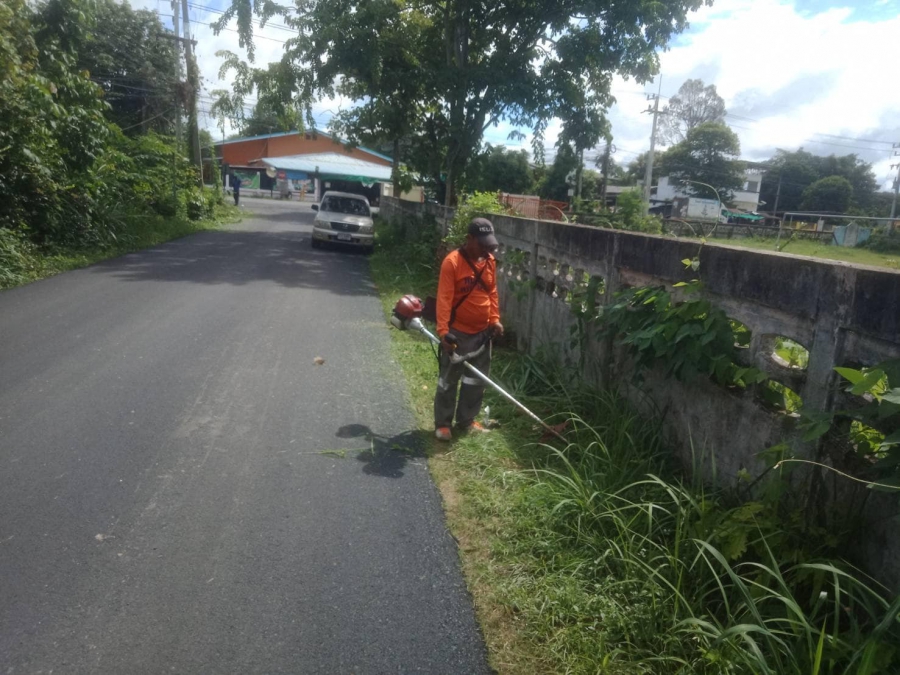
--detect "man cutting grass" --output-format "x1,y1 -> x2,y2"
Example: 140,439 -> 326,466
434,218 -> 503,441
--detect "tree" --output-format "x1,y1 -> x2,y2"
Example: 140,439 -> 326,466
758,149 -> 818,214
464,144 -> 533,195
535,144 -> 578,201
75,0 -> 180,135
2,0 -> 110,240
801,176 -> 854,213
659,79 -> 727,145
597,156 -> 627,183
759,149 -> 879,214
816,153 -> 877,211
1,0 -> 209,251
659,122 -> 744,202
214,0 -> 706,204
621,152 -> 649,186
580,169 -> 601,201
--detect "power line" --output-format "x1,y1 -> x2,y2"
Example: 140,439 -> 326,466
800,137 -> 895,153
811,132 -> 892,146
724,112 -> 893,151
187,2 -> 296,33
119,107 -> 177,131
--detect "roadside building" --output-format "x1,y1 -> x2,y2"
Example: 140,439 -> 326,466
215,130 -> 421,203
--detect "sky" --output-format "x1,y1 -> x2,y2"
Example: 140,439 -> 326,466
137,0 -> 900,190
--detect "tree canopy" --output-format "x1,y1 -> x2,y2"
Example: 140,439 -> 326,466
801,176 -> 854,213
76,0 -> 181,136
464,144 -> 533,195
1,0 -> 213,252
759,149 -> 880,214
659,79 -> 726,145
659,122 -> 744,202
535,144 -> 578,201
214,0 -> 708,204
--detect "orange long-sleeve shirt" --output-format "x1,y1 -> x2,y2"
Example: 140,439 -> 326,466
436,249 -> 500,336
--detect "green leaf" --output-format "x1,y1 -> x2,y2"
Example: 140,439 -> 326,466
811,621 -> 826,675
881,388 -> 900,405
850,369 -> 886,396
835,366 -> 865,385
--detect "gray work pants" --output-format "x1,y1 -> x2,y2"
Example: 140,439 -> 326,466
434,328 -> 491,429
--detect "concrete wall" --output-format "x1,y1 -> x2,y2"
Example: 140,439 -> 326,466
381,197 -> 900,586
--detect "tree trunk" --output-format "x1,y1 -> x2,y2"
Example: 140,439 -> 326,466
444,162 -> 455,207
391,137 -> 401,198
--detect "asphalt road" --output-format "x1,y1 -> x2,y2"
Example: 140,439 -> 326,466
0,199 -> 489,674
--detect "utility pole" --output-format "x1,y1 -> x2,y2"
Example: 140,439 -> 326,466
642,77 -> 663,216
600,141 -> 614,208
576,148 -> 584,201
891,142 -> 900,220
772,173 -> 782,215
180,0 -> 203,184
171,1 -> 181,203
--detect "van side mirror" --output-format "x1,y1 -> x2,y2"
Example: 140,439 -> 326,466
311,204 -> 319,211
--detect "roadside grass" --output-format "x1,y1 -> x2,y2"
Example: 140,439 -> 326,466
0,203 -> 240,291
701,235 -> 900,270
370,217 -> 900,674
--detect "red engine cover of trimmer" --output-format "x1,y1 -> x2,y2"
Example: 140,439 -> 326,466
393,294 -> 424,320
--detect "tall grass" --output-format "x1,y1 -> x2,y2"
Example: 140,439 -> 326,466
492,355 -> 900,673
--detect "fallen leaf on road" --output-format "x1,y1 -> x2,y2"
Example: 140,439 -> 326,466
313,357 -> 325,365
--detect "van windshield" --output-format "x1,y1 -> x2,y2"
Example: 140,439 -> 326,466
321,196 -> 370,216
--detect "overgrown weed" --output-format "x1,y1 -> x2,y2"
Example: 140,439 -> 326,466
0,201 -> 238,290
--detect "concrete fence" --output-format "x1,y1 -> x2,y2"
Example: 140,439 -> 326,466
380,197 -> 900,586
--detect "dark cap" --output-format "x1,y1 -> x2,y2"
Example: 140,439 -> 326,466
467,217 -> 499,249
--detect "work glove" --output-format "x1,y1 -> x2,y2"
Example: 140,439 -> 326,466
489,322 -> 504,339
440,333 -> 458,354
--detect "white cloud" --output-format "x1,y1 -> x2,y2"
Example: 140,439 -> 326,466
608,0 -> 900,189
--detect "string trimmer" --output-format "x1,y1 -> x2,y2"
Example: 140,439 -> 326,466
391,295 -> 567,442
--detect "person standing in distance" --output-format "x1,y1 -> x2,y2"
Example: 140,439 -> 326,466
230,173 -> 242,206
434,218 -> 503,441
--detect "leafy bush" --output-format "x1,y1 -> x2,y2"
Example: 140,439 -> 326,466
862,228 -> 900,254
614,188 -> 662,233
0,228 -> 40,286
184,189 -> 206,221
204,190 -> 222,217
0,0 -> 206,257
445,191 -> 505,247
591,278 -> 766,389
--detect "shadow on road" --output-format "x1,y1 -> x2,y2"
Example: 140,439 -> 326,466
91,230 -> 375,295
336,423 -> 427,479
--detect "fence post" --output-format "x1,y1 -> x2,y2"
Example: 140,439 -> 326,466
525,218 -> 540,353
